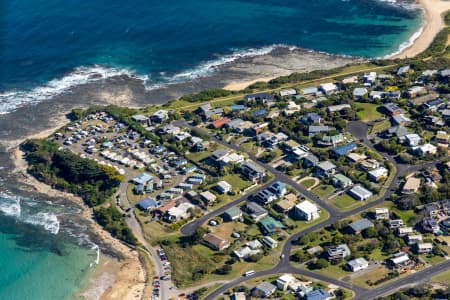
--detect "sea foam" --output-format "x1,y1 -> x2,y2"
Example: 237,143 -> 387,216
0,65 -> 148,115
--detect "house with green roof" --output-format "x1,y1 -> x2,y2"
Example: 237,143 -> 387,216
223,206 -> 243,221
258,216 -> 285,235
332,173 -> 353,188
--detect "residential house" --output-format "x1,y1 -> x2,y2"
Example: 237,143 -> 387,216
425,203 -> 440,218
308,125 -> 335,137
402,177 -> 421,194
315,161 -> 337,178
392,114 -> 411,126
222,206 -> 242,221
246,202 -> 268,221
211,117 -> 231,129
407,234 -> 423,245
360,159 -> 381,170
368,167 -> 389,182
280,88 -> 297,97
229,105 -> 246,111
416,143 -> 437,156
397,65 -> 410,76
382,103 -> 405,116
353,87 -> 368,99
253,109 -> 267,118
303,153 -> 319,168
404,133 -> 422,147
165,202 -> 195,223
234,240 -> 262,261
348,185 -> 373,201
294,200 -> 320,221
301,112 -> 324,125
302,87 -> 319,97
276,274 -> 296,291
364,72 -> 377,85
254,189 -> 278,205
202,234 -> 230,251
330,142 -> 357,157
262,236 -> 278,249
319,134 -> 345,147
200,191 -> 217,205
136,198 -> 159,211
327,244 -> 351,260
388,252 -> 414,271
241,160 -> 266,182
332,173 -> 353,188
436,131 -> 450,145
347,152 -> 367,163
250,122 -> 269,135
269,181 -> 287,198
423,217 -> 440,234
305,289 -> 333,300
348,218 -> 374,234
258,216 -> 285,235
131,114 -> 149,124
326,104 -> 351,113
389,219 -> 405,230
343,75 -> 359,84
424,98 -> 444,111
131,172 -> 153,185
252,282 -> 276,298
415,243 -> 433,254
319,83 -> 338,95
245,93 -> 274,104
385,126 -> 408,138
398,227 -> 414,237
230,292 -> 246,300
375,208 -> 390,220
151,110 -> 169,123
346,257 -> 369,272
407,86 -> 426,98
216,180 -> 232,194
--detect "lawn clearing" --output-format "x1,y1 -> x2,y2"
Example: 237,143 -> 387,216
312,185 -> 334,198
354,102 -> 383,122
333,194 -> 360,210
299,178 -> 318,189
432,269 -> 450,285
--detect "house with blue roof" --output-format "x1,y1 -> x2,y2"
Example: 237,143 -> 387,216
136,198 -> 159,211
229,104 -> 246,111
253,109 -> 267,117
134,184 -> 145,195
102,141 -> 113,148
131,173 -> 154,185
305,289 -> 332,300
330,142 -> 357,157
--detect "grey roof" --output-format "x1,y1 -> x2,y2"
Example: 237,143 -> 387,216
254,281 -> 276,295
242,160 -> 265,173
246,202 -> 268,215
317,161 -> 337,171
349,218 -> 374,232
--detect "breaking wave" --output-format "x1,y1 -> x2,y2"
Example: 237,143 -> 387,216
0,65 -> 148,115
0,192 -> 60,235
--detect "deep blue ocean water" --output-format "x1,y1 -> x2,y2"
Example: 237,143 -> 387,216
0,1 -> 423,299
0,0 -> 422,113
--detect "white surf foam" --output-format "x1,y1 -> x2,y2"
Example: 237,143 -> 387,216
24,212 -> 60,235
145,45 -> 282,89
0,65 -> 148,115
0,193 -> 21,217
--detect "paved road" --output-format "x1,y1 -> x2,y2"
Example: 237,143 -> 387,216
196,120 -> 450,299
180,181 -> 273,235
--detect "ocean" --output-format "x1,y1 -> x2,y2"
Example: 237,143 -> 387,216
0,1 -> 423,299
0,0 -> 422,114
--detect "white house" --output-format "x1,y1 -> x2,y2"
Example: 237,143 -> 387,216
404,133 -> 422,147
216,181 -> 232,194
348,185 -> 373,201
368,167 -> 388,182
346,257 -> 369,272
319,83 -> 338,94
294,200 -> 320,221
417,143 -> 437,156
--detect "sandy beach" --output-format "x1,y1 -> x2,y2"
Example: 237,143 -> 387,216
390,0 -> 450,59
11,140 -> 148,300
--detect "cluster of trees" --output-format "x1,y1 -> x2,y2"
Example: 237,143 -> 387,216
23,139 -> 123,207
94,206 -> 138,245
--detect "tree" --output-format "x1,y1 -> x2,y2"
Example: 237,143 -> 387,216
362,226 -> 378,238
313,258 -> 329,269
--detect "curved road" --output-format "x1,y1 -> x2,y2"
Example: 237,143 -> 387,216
195,120 -> 449,300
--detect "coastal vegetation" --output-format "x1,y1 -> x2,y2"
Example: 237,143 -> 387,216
22,139 -> 138,245
94,206 -> 138,245
22,139 -> 123,207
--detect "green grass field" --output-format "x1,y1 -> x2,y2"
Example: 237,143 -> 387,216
432,269 -> 450,285
333,194 -> 359,210
300,178 -> 318,189
312,185 -> 334,198
354,102 -> 383,122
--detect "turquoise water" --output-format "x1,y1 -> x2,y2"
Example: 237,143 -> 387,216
0,0 -> 422,113
0,194 -> 97,300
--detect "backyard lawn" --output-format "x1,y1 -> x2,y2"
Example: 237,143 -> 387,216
312,185 -> 334,198
299,178 -> 318,189
333,194 -> 360,210
354,102 -> 383,122
432,269 -> 450,285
